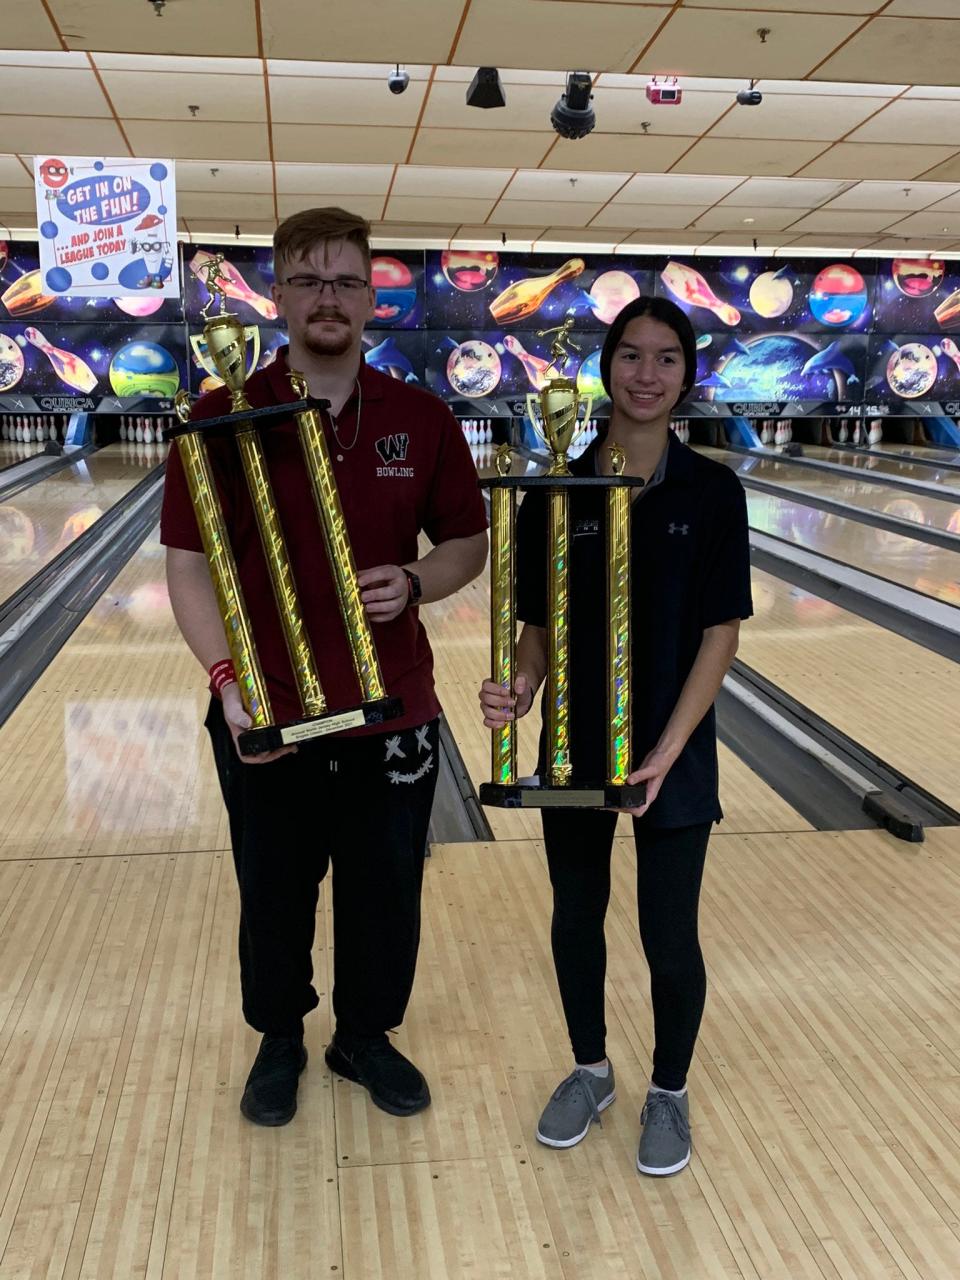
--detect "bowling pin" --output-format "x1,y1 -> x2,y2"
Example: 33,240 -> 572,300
760,420 -> 773,445
838,422 -> 848,444
135,417 -> 145,443
783,421 -> 792,444
852,423 -> 861,446
119,416 -> 127,441
144,419 -> 155,445
869,419 -> 883,446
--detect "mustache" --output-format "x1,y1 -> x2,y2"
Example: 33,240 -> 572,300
308,310 -> 348,324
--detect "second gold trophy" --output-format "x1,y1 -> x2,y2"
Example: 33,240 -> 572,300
168,259 -> 401,755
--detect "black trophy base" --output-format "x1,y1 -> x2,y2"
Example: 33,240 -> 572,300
237,696 -> 403,755
479,777 -> 647,810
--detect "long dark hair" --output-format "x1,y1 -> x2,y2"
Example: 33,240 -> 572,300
599,295 -> 698,406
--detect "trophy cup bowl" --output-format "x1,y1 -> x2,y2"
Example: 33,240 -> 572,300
527,377 -> 592,475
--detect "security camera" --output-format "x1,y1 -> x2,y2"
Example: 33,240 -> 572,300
736,88 -> 762,106
388,66 -> 410,95
551,71 -> 595,140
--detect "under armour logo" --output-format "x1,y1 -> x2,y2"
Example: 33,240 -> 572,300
375,433 -> 410,465
668,523 -> 690,535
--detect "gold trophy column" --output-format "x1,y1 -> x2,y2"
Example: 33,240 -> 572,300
290,371 -> 387,703
490,445 -> 517,786
606,445 -> 631,786
173,391 -> 271,727
204,314 -> 326,717
546,485 -> 572,786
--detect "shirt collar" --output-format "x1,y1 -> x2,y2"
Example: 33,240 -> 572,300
263,344 -> 386,406
579,426 -> 694,488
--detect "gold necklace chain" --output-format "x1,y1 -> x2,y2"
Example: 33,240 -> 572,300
329,377 -> 363,453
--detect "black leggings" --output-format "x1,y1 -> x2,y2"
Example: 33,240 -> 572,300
541,809 -> 711,1092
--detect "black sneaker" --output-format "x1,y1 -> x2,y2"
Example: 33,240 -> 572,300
324,1034 -> 431,1116
240,1033 -> 308,1126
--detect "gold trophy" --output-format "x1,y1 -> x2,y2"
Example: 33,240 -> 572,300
479,321 -> 643,808
168,262 -> 401,754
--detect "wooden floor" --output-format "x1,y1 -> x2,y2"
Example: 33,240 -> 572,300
2,450 -> 960,1277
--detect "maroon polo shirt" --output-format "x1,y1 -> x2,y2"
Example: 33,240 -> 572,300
160,347 -> 488,735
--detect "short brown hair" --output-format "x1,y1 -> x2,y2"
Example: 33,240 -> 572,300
273,206 -> 372,276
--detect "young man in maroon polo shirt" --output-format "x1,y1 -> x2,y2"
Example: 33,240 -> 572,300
162,207 -> 488,1126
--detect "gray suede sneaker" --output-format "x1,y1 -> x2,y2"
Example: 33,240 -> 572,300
536,1064 -> 616,1148
636,1088 -> 691,1176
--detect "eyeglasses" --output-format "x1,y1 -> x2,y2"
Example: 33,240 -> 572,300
282,275 -> 369,295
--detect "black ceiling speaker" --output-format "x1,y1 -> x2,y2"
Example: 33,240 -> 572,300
466,67 -> 507,109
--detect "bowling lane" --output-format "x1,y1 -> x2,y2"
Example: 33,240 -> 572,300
802,444 -> 960,495
0,521 -> 228,861
0,442 -> 164,604
0,440 -> 45,469
711,448 -> 960,536
742,567 -> 960,812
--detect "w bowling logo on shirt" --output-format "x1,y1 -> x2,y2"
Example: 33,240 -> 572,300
375,432 -> 414,477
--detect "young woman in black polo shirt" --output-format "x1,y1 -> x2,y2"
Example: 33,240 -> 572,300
480,296 -> 753,1176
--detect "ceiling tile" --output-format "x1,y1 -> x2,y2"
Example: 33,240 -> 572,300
184,219 -> 277,237
454,0 -> 669,74
542,134 -> 692,173
269,74 -> 427,127
0,156 -> 31,186
797,143 -> 958,181
615,174 -> 745,205
102,69 -> 266,122
780,233 -> 878,249
914,155 -> 960,184
492,199 -> 606,228
881,211 -> 960,238
371,223 -> 459,247
0,65 -> 111,117
822,181 -> 960,212
421,80 -> 557,133
273,124 -> 413,165
783,209 -> 896,234
5,0 -> 61,49
867,235 -> 960,252
274,164 -> 393,196
693,205 -> 810,232
590,204 -> 704,230
49,0 -> 260,57
615,230 -> 714,247
278,193 -> 385,220
393,166 -> 513,198
92,54 -> 263,74
503,170 -> 630,203
672,138 -> 825,176
178,191 -> 276,220
849,99 -> 960,147
451,225 -> 548,248
590,87 -> 731,138
269,60 -> 432,81
813,18 -> 960,86
682,0 -> 881,9
885,0 -> 960,12
7,117 -> 127,155
262,0 -> 463,62
636,10 -> 864,80
718,177 -> 851,207
922,191 -> 960,214
535,228 -> 622,248
409,129 -> 551,169
125,120 -> 270,161
177,161 -> 273,192
386,195 -> 497,223
708,94 -> 888,143
0,186 -> 37,215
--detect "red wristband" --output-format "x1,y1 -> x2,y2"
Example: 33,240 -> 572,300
208,659 -> 237,695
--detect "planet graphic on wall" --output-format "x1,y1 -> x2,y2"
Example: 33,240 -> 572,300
749,268 -> 794,319
808,264 -> 868,327
441,250 -> 499,292
109,341 -> 180,398
0,332 -> 25,390
446,340 -> 501,398
712,334 -> 839,401
585,270 -> 640,325
576,349 -> 606,402
371,256 -> 417,323
886,342 -> 937,399
114,296 -> 165,319
891,258 -> 944,298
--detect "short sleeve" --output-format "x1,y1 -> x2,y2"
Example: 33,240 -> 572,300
160,435 -> 204,551
515,488 -> 548,628
699,475 -> 753,628
421,404 -> 489,545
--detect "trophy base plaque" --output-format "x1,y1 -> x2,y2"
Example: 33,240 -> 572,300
238,696 -> 403,755
479,778 -> 647,809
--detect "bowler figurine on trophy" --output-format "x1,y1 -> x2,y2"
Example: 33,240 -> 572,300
167,259 -> 401,755
479,319 -> 645,809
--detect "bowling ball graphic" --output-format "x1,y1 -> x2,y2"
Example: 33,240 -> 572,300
886,343 -> 937,399
0,332 -> 24,391
371,256 -> 416,323
576,349 -> 607,402
892,258 -> 944,298
114,296 -> 165,319
749,269 -> 794,319
441,250 -> 499,292
587,270 -> 639,325
0,506 -> 35,563
808,264 -> 868,327
39,157 -> 69,189
446,341 -> 501,398
109,341 -> 180,398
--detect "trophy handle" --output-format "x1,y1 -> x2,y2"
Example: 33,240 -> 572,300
577,395 -> 593,441
243,325 -> 261,376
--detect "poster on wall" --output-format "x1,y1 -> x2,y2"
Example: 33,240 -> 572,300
185,246 -> 279,325
865,333 -> 960,406
425,250 -> 654,332
656,258 -> 875,336
872,257 -> 960,334
34,156 -> 178,300
691,330 -> 867,411
425,329 -> 606,409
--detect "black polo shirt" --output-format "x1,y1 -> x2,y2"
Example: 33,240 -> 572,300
515,431 -> 753,827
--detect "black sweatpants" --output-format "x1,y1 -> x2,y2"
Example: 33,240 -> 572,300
541,809 -> 711,1092
206,699 -> 439,1040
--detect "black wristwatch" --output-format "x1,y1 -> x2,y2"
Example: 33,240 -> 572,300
402,567 -> 422,604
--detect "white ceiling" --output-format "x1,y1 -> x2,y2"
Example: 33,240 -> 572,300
3,0 -> 960,253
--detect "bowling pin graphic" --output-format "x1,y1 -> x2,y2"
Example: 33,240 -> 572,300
660,261 -> 741,326
490,259 -> 586,325
502,334 -> 552,390
24,327 -> 97,394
